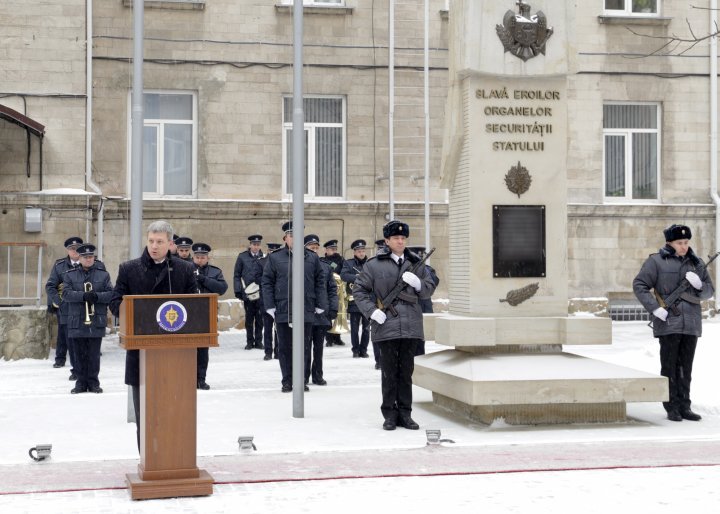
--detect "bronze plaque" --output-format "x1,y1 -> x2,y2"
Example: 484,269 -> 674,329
493,205 -> 546,277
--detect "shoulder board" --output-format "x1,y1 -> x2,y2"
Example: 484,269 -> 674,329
63,267 -> 80,274
54,258 -> 67,265
208,264 -> 221,270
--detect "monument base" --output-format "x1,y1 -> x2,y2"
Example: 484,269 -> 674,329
126,469 -> 214,500
433,393 -> 627,425
414,350 -> 668,425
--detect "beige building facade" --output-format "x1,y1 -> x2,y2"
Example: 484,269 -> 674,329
1,1 -> 718,312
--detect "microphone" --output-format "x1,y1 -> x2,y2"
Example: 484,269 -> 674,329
167,255 -> 173,295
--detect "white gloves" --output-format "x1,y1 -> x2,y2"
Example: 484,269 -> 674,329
653,307 -> 668,322
370,309 -> 387,325
314,308 -> 324,314
686,271 -> 702,290
266,308 -> 276,319
402,271 -> 422,291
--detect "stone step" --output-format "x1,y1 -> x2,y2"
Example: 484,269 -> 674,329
424,314 -> 611,347
413,350 -> 668,425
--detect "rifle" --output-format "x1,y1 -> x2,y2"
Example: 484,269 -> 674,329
377,248 -> 435,317
654,251 -> 720,316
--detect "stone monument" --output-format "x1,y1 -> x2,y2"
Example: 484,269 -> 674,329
413,1 -> 667,424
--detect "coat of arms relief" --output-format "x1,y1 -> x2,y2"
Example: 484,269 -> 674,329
496,1 -> 553,62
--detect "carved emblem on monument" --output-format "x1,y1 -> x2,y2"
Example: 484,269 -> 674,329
499,282 -> 539,306
496,1 -> 553,62
504,161 -> 532,198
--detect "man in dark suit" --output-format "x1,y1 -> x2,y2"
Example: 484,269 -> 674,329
234,235 -> 265,350
109,220 -> 198,451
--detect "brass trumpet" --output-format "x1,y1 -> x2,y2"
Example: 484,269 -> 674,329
83,281 -> 95,325
329,273 -> 350,335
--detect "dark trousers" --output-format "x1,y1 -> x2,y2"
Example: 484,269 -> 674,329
276,322 -> 312,388
306,325 -> 327,383
132,385 -> 140,452
244,300 -> 263,347
372,340 -> 382,363
197,347 -> 209,382
54,322 -> 76,371
659,334 -> 698,413
73,337 -> 102,390
263,312 -> 277,356
350,311 -> 370,354
379,338 -> 419,421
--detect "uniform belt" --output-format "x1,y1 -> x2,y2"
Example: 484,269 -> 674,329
397,291 -> 418,304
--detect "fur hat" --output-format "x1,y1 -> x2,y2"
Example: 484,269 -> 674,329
664,224 -> 692,242
383,220 -> 409,238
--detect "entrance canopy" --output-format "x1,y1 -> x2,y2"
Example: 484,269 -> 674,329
0,103 -> 45,182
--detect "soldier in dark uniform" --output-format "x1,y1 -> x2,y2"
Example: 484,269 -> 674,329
46,236 -> 83,379
175,236 -> 194,262
341,239 -> 370,358
305,235 -> 338,386
192,242 -> 228,390
408,246 -> 440,356
322,239 -> 345,347
110,220 -> 198,451
354,220 -> 436,430
375,239 -> 386,255
170,233 -> 179,255
261,221 -> 328,393
257,242 -> 282,360
62,244 -> 113,394
234,235 -> 265,350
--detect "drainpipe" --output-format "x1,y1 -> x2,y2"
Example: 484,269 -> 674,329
710,0 -> 719,309
85,0 -> 104,260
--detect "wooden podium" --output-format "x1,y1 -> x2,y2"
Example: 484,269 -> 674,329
119,293 -> 219,500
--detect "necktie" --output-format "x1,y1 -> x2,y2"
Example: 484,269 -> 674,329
397,258 -> 403,267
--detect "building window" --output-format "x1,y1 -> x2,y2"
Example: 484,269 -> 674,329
280,0 -> 344,5
130,91 -> 197,197
603,0 -> 659,16
603,103 -> 660,201
282,96 -> 345,199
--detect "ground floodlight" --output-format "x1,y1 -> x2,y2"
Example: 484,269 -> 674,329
237,436 -> 257,452
29,444 -> 52,461
426,429 -> 442,445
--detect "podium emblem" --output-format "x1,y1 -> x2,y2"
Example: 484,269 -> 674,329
156,301 -> 188,332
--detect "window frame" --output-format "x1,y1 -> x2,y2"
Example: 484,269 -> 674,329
279,0 -> 345,6
126,89 -> 198,199
602,0 -> 660,17
602,101 -> 662,203
281,95 -> 347,201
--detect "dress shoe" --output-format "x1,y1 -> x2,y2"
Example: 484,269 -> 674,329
71,386 -> 86,394
264,354 -> 272,361
53,361 -> 64,368
254,343 -> 264,349
680,409 -> 702,421
398,416 -> 419,430
274,354 -> 279,359
304,385 -> 310,392
68,373 -> 77,381
325,342 -> 333,347
281,385 -> 292,393
352,352 -> 359,358
244,344 -> 253,350
335,341 -> 345,346
375,363 -> 381,370
359,353 -> 369,358
383,418 -> 397,431
89,386 -> 103,394
312,379 -> 327,386
197,380 -> 211,390
667,410 -> 683,422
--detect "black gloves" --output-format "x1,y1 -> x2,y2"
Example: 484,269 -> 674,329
329,310 -> 338,321
83,291 -> 98,304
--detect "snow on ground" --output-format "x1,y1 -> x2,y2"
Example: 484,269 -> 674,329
1,320 -> 719,513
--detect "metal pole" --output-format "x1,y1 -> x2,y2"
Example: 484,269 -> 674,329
130,0 -> 144,259
423,0 -> 431,255
292,0 -> 305,418
710,0 -> 720,307
389,0 -> 395,220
